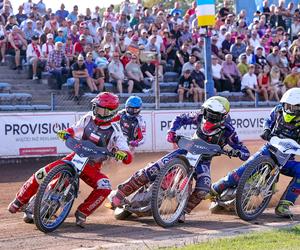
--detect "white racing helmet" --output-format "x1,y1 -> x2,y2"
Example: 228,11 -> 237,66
280,88 -> 300,123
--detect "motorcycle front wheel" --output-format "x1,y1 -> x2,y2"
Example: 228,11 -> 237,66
235,155 -> 277,221
34,164 -> 77,233
151,158 -> 191,227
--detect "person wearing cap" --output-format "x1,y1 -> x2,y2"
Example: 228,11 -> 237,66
22,19 -> 35,42
54,27 -> 66,43
73,34 -> 86,57
26,34 -> 44,80
138,29 -> 148,46
45,41 -> 69,88
278,47 -> 290,77
7,25 -> 27,70
241,64 -> 258,101
34,20 -> 44,36
88,14 -> 100,38
124,27 -> 133,46
41,33 -> 55,58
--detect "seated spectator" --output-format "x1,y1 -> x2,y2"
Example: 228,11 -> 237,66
26,35 -> 44,80
54,27 -> 66,43
46,41 -> 69,89
95,48 -> 108,73
7,25 -> 27,70
254,46 -> 268,70
73,34 -> 86,57
237,53 -> 249,76
181,54 -> 196,75
241,64 -> 257,101
266,46 -> 280,67
34,20 -> 44,36
270,65 -> 285,99
116,35 -> 127,55
221,32 -> 233,55
0,22 -> 6,63
230,36 -> 246,62
22,19 -> 35,43
174,43 -> 190,74
108,52 -> 133,94
212,56 -> 227,92
283,67 -> 300,90
257,65 -> 279,101
177,69 -> 194,103
221,54 -> 241,92
138,29 -> 148,47
145,35 -> 159,54
191,61 -> 205,102
245,46 -> 255,65
70,54 -> 98,103
120,50 -> 132,68
64,36 -> 74,65
141,60 -> 156,85
125,54 -> 151,93
42,33 -> 55,58
165,34 -> 178,64
85,52 -> 104,92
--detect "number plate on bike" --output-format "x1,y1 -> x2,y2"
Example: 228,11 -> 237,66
71,154 -> 89,171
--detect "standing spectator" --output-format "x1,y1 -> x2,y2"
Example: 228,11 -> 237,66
55,4 -> 69,24
170,2 -> 183,18
41,33 -> 54,58
7,25 -> 27,70
241,64 -> 257,101
230,36 -> 246,62
46,41 -> 69,89
67,5 -> 78,24
257,65 -> 279,101
177,69 -> 193,103
174,43 -> 189,73
26,35 -> 43,80
85,52 -> 104,92
15,5 -> 27,25
181,54 -> 196,75
108,51 -> 133,94
221,54 -> 241,92
266,46 -> 280,67
191,61 -> 205,102
283,67 -> 300,90
125,54 -> 150,93
36,0 -> 46,15
70,54 -> 98,103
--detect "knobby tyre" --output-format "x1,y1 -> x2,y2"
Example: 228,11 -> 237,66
151,158 -> 191,227
34,164 -> 76,233
235,155 -> 276,221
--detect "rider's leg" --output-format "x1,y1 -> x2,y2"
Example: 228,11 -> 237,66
111,149 -> 186,207
179,160 -> 212,222
8,153 -> 75,213
275,160 -> 300,218
76,163 -> 112,227
212,145 -> 270,195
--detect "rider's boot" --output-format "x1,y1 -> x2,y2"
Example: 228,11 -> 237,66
108,190 -> 127,208
209,188 -> 235,214
7,198 -> 24,213
275,200 -> 294,218
23,212 -> 34,224
75,210 -> 86,228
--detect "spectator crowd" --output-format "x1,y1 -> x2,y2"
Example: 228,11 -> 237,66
1,0 -> 300,104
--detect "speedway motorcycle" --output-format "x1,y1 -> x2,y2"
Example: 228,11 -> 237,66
235,136 -> 300,221
24,136 -> 112,233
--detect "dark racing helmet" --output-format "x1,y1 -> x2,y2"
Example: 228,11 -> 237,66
201,96 -> 230,135
91,92 -> 119,124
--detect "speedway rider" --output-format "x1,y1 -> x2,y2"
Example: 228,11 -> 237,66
8,92 -> 132,227
110,96 -> 249,222
118,96 -> 145,150
211,88 -> 300,218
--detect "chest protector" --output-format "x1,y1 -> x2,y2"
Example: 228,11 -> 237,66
273,111 -> 300,142
119,112 -> 138,141
82,118 -> 114,147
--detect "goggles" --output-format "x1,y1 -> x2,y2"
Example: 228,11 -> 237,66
95,106 -> 116,117
283,103 -> 300,116
126,107 -> 141,115
205,108 -> 226,123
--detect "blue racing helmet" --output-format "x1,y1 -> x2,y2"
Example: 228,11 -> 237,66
125,96 -> 142,115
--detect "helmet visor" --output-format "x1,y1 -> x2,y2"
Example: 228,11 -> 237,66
95,106 -> 116,117
205,108 -> 225,123
126,107 -> 141,115
283,103 -> 300,116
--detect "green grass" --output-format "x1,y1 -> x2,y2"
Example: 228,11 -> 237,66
168,225 -> 300,250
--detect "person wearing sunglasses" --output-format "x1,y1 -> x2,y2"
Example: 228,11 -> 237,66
211,88 -> 300,218
8,92 -> 133,228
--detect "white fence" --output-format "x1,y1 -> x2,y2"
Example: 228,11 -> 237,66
0,108 -> 271,158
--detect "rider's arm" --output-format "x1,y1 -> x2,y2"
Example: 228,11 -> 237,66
67,112 -> 92,139
134,115 -> 145,146
168,112 -> 199,132
225,122 -> 250,161
263,105 -> 280,131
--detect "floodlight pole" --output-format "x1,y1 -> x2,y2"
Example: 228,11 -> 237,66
204,27 -> 215,100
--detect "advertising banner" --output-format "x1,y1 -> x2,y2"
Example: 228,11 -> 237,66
0,112 -> 76,157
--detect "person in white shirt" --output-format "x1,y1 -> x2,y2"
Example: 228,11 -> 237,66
241,64 -> 257,101
26,35 -> 43,80
42,33 -> 55,58
249,30 -> 261,49
212,56 -> 223,92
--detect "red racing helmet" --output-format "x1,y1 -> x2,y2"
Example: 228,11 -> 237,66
91,92 -> 119,124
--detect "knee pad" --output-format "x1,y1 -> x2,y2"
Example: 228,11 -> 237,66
34,167 -> 47,184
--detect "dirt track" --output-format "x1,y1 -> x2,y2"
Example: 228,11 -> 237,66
1,140 -> 300,250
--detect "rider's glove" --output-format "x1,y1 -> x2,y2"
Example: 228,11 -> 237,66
260,129 -> 271,141
229,149 -> 241,158
129,140 -> 139,147
115,151 -> 128,161
167,131 -> 176,143
57,130 -> 70,141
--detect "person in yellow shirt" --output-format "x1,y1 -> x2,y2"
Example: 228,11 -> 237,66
284,67 -> 300,89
